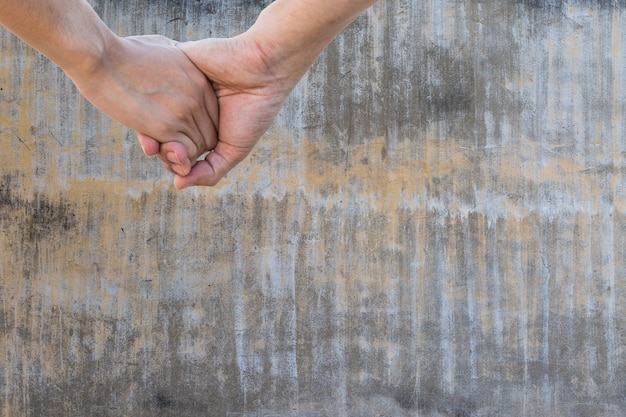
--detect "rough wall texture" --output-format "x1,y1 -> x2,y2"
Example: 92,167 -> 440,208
2,0 -> 626,416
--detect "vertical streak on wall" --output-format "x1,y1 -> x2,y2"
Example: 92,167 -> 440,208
232,219 -> 248,406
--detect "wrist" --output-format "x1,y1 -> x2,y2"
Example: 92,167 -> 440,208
241,0 -> 375,89
59,26 -> 121,85
240,15 -> 320,92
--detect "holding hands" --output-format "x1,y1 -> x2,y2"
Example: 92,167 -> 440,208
144,0 -> 377,188
74,35 -> 219,178
141,36 -> 296,189
1,0 -> 377,188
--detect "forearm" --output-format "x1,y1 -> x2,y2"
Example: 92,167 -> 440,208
1,0 -> 220,176
0,0 -> 118,78
243,0 -> 377,84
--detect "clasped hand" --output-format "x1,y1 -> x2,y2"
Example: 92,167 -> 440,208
73,33 -> 291,189
104,35 -> 292,189
1,0 -> 375,189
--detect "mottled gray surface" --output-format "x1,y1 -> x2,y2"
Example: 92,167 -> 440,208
2,1 -> 626,416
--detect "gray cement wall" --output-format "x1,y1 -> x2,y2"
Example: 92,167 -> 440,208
2,0 -> 626,416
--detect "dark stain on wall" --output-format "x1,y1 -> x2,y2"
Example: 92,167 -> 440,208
0,174 -> 76,242
518,0 -> 626,9
419,45 -> 475,121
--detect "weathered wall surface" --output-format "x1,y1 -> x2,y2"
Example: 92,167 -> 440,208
2,0 -> 626,416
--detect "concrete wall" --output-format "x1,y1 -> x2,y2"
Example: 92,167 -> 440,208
2,0 -> 626,416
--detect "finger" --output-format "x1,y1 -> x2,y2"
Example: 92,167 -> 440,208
137,132 -> 192,176
193,72 -> 219,153
204,82 -> 220,132
190,101 -> 218,160
173,141 -> 251,189
173,159 -> 215,189
158,157 -> 178,176
136,132 -> 160,156
174,48 -> 217,160
159,139 -> 194,176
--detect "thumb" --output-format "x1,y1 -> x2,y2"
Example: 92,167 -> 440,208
177,38 -> 231,77
173,141 -> 252,189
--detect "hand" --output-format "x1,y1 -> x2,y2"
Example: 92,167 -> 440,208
71,35 -> 219,176
139,36 -> 298,188
137,0 -> 376,188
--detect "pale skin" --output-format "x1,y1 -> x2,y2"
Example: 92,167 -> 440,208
0,0 -> 218,177
136,0 -> 378,188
